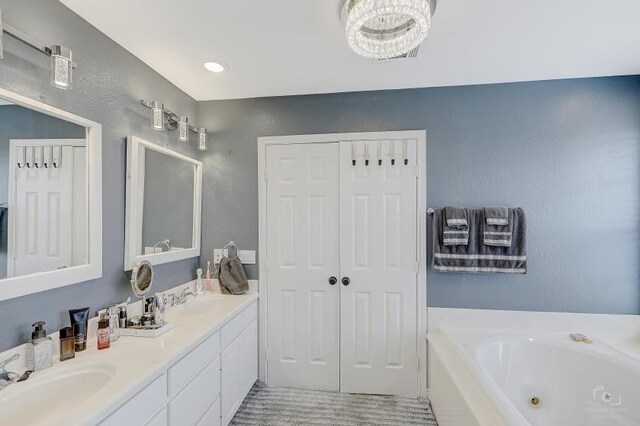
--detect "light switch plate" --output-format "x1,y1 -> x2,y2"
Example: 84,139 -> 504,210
213,249 -> 256,264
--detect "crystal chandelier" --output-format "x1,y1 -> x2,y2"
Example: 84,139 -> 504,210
343,0 -> 435,59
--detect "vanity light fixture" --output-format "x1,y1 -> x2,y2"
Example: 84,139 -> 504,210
151,101 -> 164,131
139,100 -> 208,150
50,45 -> 73,90
178,116 -> 189,142
0,9 -> 77,90
198,128 -> 207,151
0,10 -> 4,60
204,61 -> 226,73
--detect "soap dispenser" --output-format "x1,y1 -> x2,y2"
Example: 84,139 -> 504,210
25,321 -> 53,371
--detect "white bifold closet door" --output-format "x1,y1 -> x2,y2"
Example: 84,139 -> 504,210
339,139 -> 418,396
265,143 -> 341,391
265,139 -> 418,396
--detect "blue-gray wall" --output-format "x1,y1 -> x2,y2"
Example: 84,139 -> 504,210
0,0 -> 199,351
198,76 -> 640,315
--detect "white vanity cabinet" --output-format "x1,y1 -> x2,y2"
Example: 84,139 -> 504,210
101,300 -> 258,426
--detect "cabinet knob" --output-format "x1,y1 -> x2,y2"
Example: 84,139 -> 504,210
328,276 -> 337,286
342,277 -> 350,286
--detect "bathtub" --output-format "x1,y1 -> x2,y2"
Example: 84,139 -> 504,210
428,327 -> 640,425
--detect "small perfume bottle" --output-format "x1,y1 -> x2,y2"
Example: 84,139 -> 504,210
97,317 -> 110,350
59,327 -> 75,362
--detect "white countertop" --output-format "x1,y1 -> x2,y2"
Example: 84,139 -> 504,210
0,291 -> 259,426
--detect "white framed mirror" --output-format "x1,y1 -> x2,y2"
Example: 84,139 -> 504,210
124,136 -> 202,270
0,87 -> 102,302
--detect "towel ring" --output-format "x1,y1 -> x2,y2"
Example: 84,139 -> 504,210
224,240 -> 238,258
153,239 -> 171,252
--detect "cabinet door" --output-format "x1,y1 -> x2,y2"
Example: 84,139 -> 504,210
221,321 -> 258,425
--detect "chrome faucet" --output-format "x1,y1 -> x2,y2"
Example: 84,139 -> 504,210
168,288 -> 197,306
0,354 -> 20,390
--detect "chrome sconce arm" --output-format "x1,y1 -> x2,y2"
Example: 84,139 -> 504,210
0,9 -> 76,90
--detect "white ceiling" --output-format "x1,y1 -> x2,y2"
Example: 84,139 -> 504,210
60,0 -> 640,101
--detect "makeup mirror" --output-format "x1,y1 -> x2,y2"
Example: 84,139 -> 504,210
130,260 -> 154,298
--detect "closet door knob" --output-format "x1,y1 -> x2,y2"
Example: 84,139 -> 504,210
329,276 -> 337,286
342,277 -> 350,286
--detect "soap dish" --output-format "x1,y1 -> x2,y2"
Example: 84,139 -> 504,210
120,321 -> 174,338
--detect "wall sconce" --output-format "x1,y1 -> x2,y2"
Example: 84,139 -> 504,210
140,100 -> 208,150
198,128 -> 207,151
0,9 -> 77,90
0,10 -> 4,60
178,116 -> 189,142
151,101 -> 164,131
50,45 -> 72,90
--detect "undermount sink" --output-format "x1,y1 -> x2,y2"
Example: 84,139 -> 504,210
179,295 -> 226,316
0,362 -> 115,424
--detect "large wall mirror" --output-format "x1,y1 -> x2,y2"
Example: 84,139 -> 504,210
0,88 -> 102,301
124,136 -> 202,270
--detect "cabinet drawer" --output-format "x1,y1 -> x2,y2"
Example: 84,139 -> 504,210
169,331 -> 220,396
169,356 -> 221,426
146,408 -> 167,426
197,398 -> 221,426
221,301 -> 257,348
101,374 -> 166,426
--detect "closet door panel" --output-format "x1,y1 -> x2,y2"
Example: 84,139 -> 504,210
265,143 -> 340,391
339,139 -> 419,396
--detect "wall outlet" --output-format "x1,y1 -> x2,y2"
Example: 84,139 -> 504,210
213,249 -> 256,264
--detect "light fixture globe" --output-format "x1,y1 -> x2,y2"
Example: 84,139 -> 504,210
343,0 -> 434,59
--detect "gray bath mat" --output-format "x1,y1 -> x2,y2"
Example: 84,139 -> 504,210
231,382 -> 438,425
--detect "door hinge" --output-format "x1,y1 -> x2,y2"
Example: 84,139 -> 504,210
415,260 -> 419,274
264,169 -> 268,182
417,358 -> 420,372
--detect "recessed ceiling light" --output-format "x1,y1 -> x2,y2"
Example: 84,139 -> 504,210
204,61 -> 227,73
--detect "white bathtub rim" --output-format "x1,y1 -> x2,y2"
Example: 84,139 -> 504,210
428,328 -> 529,426
429,325 -> 640,426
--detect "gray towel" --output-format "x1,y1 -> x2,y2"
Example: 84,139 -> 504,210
484,206 -> 509,225
432,207 -> 526,274
483,208 -> 513,247
217,256 -> 249,295
443,228 -> 469,246
444,206 -> 468,228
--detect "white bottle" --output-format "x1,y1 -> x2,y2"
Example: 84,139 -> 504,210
25,321 -> 53,371
195,268 -> 204,295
